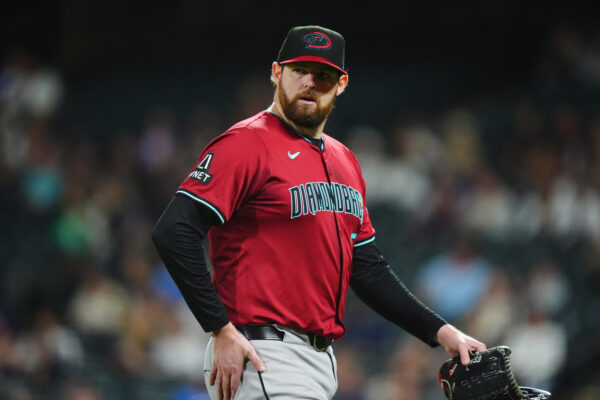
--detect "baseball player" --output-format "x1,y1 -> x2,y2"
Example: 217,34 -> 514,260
152,25 -> 486,400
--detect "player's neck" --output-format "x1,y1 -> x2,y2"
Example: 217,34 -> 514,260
270,102 -> 324,140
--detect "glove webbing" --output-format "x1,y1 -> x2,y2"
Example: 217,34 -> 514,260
498,346 -> 523,400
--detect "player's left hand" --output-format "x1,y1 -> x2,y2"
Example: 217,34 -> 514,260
435,323 -> 486,366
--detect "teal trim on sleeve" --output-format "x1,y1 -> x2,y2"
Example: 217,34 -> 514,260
176,190 -> 226,225
353,236 -> 375,247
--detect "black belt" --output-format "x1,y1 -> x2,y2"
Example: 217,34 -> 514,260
236,325 -> 333,351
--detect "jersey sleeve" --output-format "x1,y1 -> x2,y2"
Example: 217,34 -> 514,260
354,204 -> 376,247
177,129 -> 270,224
347,147 -> 376,247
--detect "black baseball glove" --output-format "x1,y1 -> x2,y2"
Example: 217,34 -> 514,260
438,346 -> 552,400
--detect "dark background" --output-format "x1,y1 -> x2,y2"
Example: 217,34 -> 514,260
4,0 -> 598,132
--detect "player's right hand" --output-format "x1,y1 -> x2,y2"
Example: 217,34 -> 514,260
210,322 -> 266,400
435,323 -> 486,366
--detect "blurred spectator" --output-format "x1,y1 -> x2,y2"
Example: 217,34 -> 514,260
12,308 -> 83,387
501,101 -> 544,185
461,166 -> 515,239
114,251 -> 162,376
340,295 -> 389,372
20,121 -> 64,213
138,106 -> 177,173
511,143 -> 560,240
390,117 -> 448,177
548,174 -> 600,240
136,106 -> 185,216
504,307 -> 567,390
235,75 -> 274,119
67,268 -> 129,342
390,121 -> 450,217
63,381 -> 103,400
527,259 -> 570,318
440,110 -> 483,181
512,190 -> 547,240
182,105 -> 223,165
364,337 -> 437,400
416,232 -> 492,322
0,313 -> 19,377
0,50 -> 62,118
560,237 -> 600,389
151,265 -> 185,304
346,125 -> 390,200
149,303 -> 208,379
171,382 -> 211,400
348,123 -> 433,213
50,140 -> 112,260
333,345 -> 367,400
0,49 -> 63,170
465,270 -> 517,345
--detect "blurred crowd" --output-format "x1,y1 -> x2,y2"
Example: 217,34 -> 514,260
1,26 -> 600,400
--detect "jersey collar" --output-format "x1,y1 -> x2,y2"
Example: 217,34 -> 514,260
266,105 -> 325,151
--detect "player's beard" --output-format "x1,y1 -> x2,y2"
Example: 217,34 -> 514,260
278,86 -> 336,129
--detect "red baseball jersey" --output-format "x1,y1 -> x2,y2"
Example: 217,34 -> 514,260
178,110 -> 375,339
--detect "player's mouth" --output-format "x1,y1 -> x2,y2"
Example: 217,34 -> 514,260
297,96 -> 317,105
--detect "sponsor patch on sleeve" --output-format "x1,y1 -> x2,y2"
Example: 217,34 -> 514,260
188,153 -> 214,185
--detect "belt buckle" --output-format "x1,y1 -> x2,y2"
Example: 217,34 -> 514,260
311,334 -> 330,352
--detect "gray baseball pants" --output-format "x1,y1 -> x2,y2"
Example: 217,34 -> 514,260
203,326 -> 338,399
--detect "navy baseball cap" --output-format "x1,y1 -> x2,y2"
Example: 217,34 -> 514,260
277,25 -> 347,75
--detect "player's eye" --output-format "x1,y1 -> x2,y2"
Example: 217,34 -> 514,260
316,71 -> 335,80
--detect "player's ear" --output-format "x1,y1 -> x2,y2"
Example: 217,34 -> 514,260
271,62 -> 283,86
336,74 -> 349,96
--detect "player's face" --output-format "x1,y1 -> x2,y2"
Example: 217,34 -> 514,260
275,62 -> 346,129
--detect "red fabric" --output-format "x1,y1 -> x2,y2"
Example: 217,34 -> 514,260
280,56 -> 347,74
179,111 -> 375,339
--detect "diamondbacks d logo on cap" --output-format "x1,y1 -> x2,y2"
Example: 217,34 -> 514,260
302,32 -> 332,49
278,25 -> 347,74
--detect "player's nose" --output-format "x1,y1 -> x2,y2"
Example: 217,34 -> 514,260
301,73 -> 316,89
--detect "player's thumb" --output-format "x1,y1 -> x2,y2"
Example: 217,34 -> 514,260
246,347 -> 266,372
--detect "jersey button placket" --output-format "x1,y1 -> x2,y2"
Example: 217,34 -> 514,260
318,148 -> 345,331
321,153 -> 333,177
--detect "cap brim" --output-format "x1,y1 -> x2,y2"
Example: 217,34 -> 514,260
280,56 -> 347,75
